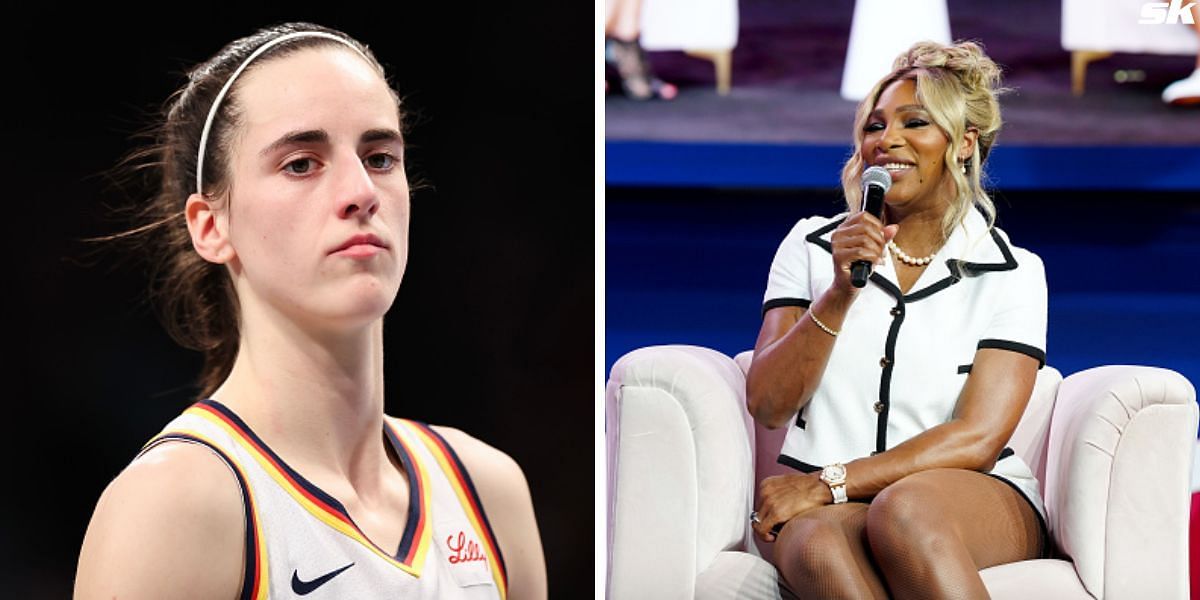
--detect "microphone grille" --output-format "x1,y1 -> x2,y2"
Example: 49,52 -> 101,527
862,166 -> 892,192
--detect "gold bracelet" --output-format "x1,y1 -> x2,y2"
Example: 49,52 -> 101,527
807,309 -> 839,337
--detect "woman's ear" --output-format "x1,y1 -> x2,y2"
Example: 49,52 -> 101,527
185,193 -> 235,264
959,127 -> 980,163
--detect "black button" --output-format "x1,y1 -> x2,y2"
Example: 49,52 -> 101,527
879,357 -> 891,368
874,401 -> 884,413
890,306 -> 902,317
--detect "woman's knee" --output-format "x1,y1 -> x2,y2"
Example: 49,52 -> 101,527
865,470 -> 958,556
774,515 -> 857,581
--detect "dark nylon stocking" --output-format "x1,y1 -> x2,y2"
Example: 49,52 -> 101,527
772,503 -> 887,600
772,468 -> 1044,600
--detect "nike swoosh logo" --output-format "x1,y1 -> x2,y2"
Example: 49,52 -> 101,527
291,562 -> 355,595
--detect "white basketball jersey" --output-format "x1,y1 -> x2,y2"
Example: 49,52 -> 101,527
136,399 -> 508,599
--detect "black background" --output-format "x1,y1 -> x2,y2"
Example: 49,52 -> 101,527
4,5 -> 591,597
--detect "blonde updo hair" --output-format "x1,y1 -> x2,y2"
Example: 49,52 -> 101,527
840,40 -> 1009,242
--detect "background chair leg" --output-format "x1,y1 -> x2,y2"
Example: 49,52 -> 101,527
686,48 -> 733,95
1071,50 -> 1113,96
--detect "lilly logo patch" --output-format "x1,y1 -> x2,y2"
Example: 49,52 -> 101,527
446,530 -> 488,565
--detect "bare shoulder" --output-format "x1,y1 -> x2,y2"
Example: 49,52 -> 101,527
75,441 -> 245,600
430,426 -> 526,489
428,426 -> 536,523
429,425 -> 548,600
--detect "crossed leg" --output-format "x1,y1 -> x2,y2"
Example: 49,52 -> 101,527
772,468 -> 1044,600
771,502 -> 887,600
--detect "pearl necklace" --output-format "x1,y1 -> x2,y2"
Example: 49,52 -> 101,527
888,240 -> 938,266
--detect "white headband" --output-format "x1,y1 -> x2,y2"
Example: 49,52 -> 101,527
195,31 -> 371,194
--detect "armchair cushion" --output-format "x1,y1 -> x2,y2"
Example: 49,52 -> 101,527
640,0 -> 738,51
695,552 -> 783,600
978,560 -> 1093,600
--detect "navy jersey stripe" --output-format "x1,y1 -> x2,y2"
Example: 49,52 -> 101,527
383,422 -> 426,562
197,399 -> 352,521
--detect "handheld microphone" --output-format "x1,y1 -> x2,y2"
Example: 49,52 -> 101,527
850,166 -> 893,288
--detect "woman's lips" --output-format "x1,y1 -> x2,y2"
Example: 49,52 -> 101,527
333,244 -> 385,258
330,233 -> 388,257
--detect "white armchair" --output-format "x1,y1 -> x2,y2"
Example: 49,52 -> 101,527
1062,0 -> 1199,95
638,0 -> 739,94
606,345 -> 1198,599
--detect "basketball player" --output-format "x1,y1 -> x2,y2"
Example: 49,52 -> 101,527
75,23 -> 546,599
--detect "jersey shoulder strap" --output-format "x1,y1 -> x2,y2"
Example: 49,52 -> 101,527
137,405 -> 271,600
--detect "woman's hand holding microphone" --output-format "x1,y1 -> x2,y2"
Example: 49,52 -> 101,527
829,212 -> 899,300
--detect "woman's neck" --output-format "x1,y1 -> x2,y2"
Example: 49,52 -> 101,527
210,298 -> 389,495
885,200 -> 947,256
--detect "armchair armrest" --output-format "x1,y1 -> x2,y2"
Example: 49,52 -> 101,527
606,345 -> 756,599
1045,366 -> 1198,600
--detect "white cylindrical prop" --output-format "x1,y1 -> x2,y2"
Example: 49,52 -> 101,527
840,0 -> 952,102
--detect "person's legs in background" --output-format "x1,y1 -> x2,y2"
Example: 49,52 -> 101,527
1163,3 -> 1200,105
605,0 -> 678,101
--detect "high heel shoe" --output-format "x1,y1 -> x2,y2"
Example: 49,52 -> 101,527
1163,68 -> 1200,106
605,37 -> 677,101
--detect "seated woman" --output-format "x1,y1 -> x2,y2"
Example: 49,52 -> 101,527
74,23 -> 546,600
747,40 -> 1047,599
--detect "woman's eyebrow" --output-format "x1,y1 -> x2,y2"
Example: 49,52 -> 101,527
259,129 -> 329,157
868,104 -> 928,119
360,128 -> 404,145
